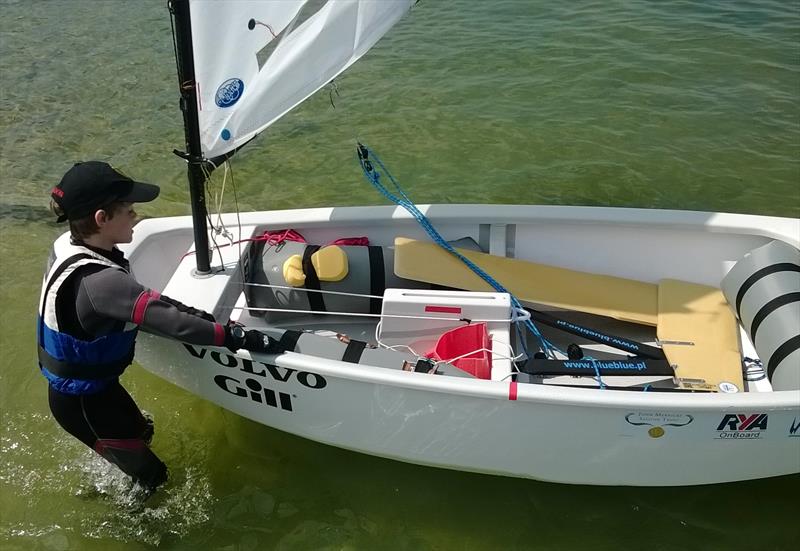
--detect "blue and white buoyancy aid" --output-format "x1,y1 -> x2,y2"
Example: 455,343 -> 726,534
37,239 -> 138,394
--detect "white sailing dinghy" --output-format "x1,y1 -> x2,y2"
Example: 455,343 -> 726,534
86,0 -> 800,485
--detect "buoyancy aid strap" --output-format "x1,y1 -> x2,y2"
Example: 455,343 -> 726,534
40,253 -> 94,318
301,245 -> 325,312
38,344 -> 131,379
341,339 -> 367,363
368,246 -> 384,314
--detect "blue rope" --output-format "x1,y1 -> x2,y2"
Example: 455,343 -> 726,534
356,143 -> 568,360
589,358 -> 606,389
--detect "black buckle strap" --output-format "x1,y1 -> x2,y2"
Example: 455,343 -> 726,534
341,339 -> 367,363
276,330 -> 302,353
368,246 -> 385,314
301,245 -> 325,313
414,358 -> 436,373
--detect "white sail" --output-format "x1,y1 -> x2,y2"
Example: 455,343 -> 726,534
189,0 -> 415,159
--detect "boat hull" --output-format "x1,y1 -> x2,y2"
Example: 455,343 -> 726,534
121,204 -> 800,485
136,334 -> 800,486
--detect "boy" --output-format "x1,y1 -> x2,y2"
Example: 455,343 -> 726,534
39,161 -> 274,493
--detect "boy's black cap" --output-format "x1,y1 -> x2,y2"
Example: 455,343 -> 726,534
51,161 -> 160,222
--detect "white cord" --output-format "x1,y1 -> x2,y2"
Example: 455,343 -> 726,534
491,339 -> 526,363
432,342 -> 523,370
212,164 -> 234,243
373,320 -> 421,355
243,281 -> 383,300
227,304 -> 518,323
510,307 -> 531,323
240,285 -> 534,325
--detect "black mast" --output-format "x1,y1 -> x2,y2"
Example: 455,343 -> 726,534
169,0 -> 211,275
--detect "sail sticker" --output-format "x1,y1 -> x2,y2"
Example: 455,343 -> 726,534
221,129 -> 232,141
715,413 -> 768,439
625,412 -> 693,438
790,417 -> 800,437
215,78 -> 245,108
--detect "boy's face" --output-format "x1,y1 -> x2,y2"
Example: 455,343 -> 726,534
99,202 -> 138,244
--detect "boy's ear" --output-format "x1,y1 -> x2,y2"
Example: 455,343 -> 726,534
94,209 -> 107,227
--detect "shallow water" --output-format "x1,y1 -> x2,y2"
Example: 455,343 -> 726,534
1,1 -> 799,549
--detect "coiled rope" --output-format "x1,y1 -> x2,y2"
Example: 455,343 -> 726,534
355,142 -> 565,361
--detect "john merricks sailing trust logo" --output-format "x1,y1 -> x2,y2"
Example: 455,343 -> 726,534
715,413 -> 768,439
625,412 -> 693,438
215,78 -> 245,108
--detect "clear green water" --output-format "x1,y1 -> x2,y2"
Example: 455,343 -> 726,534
1,1 -> 799,549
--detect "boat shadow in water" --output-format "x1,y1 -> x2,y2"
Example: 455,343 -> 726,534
214,409 -> 800,550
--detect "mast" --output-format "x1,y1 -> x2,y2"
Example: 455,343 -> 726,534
169,0 -> 211,275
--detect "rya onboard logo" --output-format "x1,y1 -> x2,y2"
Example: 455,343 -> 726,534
715,413 -> 768,439
215,78 -> 245,108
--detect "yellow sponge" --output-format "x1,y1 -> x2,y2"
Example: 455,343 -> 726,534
282,255 -> 306,286
311,246 -> 348,282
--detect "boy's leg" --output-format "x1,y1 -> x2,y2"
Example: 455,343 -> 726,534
48,382 -> 167,492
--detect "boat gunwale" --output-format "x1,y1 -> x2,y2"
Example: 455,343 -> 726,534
125,204 -> 800,407
126,204 -> 800,248
247,346 -> 800,410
